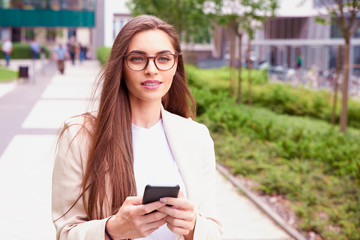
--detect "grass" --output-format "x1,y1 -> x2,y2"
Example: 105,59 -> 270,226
0,67 -> 17,82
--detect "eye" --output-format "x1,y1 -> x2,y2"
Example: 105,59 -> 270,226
128,55 -> 146,63
156,54 -> 172,63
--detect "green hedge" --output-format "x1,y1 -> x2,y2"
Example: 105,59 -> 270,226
195,92 -> 360,179
246,83 -> 360,129
96,46 -> 111,66
0,42 -> 50,59
186,64 -> 268,91
186,65 -> 360,129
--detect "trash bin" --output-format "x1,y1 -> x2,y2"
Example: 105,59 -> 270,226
18,66 -> 29,79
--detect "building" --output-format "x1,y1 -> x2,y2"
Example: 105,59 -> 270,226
251,0 -> 360,78
0,0 -> 136,59
93,0 -> 131,49
0,0 -> 95,51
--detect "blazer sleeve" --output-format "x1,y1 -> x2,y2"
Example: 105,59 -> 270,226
52,120 -> 108,240
193,125 -> 222,239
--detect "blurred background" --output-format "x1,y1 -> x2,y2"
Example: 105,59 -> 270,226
0,0 -> 359,240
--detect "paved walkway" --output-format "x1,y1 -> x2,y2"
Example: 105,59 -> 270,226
0,60 -> 293,240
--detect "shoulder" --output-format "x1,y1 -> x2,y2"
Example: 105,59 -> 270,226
64,112 -> 95,130
56,113 -> 96,167
162,109 -> 211,139
60,113 -> 96,146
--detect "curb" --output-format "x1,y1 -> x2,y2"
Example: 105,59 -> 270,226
216,163 -> 307,240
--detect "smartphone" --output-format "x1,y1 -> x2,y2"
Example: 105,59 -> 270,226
142,184 -> 180,205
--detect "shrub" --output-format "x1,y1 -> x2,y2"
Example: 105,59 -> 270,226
0,43 -> 50,59
96,46 -> 111,66
186,65 -> 360,129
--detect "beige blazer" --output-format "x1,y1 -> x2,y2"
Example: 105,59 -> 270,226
52,108 -> 222,240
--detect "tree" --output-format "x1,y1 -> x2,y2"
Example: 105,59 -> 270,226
246,38 -> 253,105
331,45 -> 342,126
316,0 -> 360,132
216,0 -> 278,103
127,0 -> 215,44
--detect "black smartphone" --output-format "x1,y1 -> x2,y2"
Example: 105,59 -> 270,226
142,184 -> 180,205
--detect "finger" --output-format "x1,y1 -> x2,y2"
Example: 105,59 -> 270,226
124,196 -> 143,206
141,219 -> 168,236
166,223 -> 191,236
160,197 -> 194,211
178,191 -> 185,198
139,201 -> 166,215
164,215 -> 193,230
144,218 -> 167,230
141,210 -> 167,223
158,205 -> 189,219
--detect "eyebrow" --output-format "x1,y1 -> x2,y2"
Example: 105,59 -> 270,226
127,50 -> 173,55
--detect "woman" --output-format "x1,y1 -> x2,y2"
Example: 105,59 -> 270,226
52,15 -> 222,240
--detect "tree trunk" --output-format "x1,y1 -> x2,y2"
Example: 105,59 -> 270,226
227,25 -> 237,97
246,40 -> 253,106
236,34 -> 243,103
331,45 -> 342,126
340,38 -> 350,133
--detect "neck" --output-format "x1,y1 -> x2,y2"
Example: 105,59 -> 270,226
130,100 -> 162,128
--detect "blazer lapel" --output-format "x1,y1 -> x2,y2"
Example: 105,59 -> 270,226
161,108 -> 194,199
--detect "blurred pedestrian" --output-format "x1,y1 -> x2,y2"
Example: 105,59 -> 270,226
30,39 -> 41,60
52,15 -> 222,240
67,36 -> 77,65
296,53 -> 302,69
40,46 -> 46,73
79,43 -> 87,64
2,39 -> 13,67
53,43 -> 69,74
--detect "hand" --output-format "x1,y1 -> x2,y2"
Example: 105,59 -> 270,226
158,191 -> 196,239
106,196 -> 167,239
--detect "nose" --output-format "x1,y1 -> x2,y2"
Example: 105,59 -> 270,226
144,58 -> 158,74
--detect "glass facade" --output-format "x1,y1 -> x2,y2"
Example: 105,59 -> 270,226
313,0 -> 335,8
314,0 -> 353,8
264,17 -> 309,39
0,0 -> 94,10
330,18 -> 360,39
0,0 -> 95,27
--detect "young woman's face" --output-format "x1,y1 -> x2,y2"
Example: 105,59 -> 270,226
123,30 -> 177,106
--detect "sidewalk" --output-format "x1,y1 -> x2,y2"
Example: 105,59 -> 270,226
0,60 -> 293,240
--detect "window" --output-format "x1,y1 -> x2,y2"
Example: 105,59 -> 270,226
25,28 -> 34,41
68,28 -> 76,39
47,29 -> 57,42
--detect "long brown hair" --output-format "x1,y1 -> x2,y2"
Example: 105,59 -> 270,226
77,15 -> 196,219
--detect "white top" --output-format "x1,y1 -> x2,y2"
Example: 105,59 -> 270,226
132,119 -> 187,240
2,41 -> 12,53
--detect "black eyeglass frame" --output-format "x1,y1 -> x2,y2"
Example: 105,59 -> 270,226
124,53 -> 180,71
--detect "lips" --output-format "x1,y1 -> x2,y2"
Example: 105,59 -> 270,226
143,82 -> 160,86
141,80 -> 162,89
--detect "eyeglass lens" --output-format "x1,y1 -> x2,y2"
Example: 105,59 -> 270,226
126,53 -> 176,71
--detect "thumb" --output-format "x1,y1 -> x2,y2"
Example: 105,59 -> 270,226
178,191 -> 185,198
124,196 -> 143,206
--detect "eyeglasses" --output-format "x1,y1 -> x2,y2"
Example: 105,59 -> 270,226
124,52 -> 179,71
